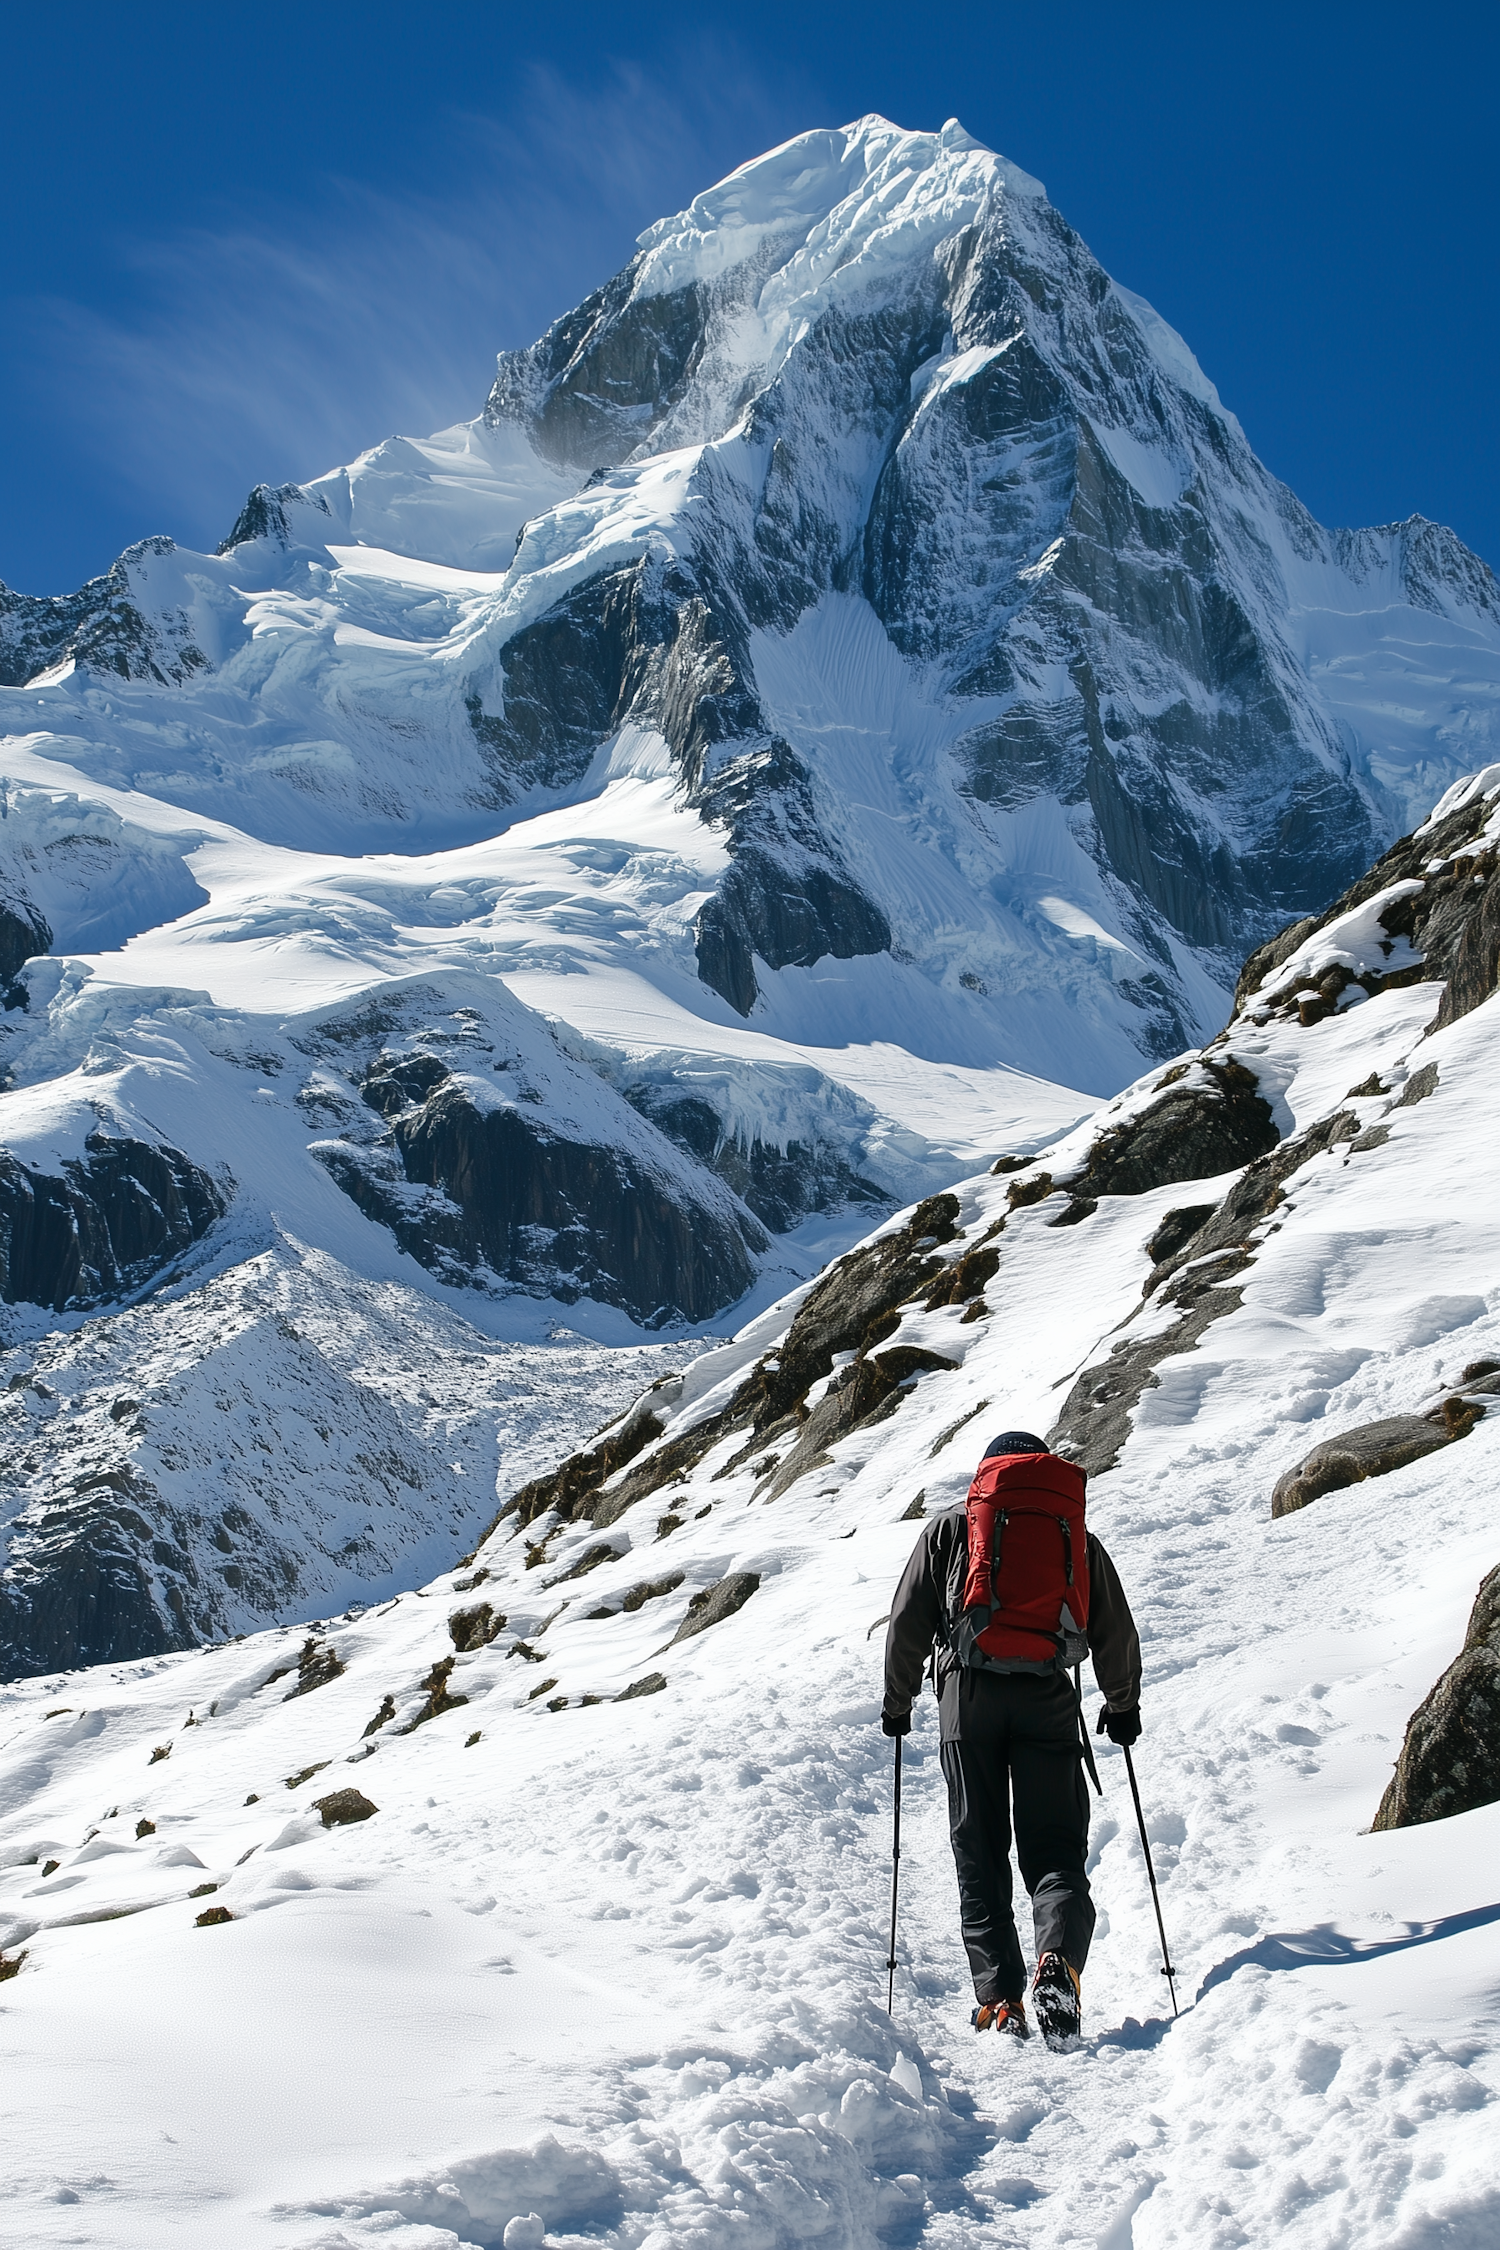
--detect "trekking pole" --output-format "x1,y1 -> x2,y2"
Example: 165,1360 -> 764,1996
885,1734 -> 903,2013
1121,1743 -> 1180,2019
1074,1665 -> 1102,1794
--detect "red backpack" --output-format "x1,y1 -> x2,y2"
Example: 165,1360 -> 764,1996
952,1450 -> 1091,1674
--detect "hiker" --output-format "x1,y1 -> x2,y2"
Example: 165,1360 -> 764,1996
882,1428 -> 1141,2044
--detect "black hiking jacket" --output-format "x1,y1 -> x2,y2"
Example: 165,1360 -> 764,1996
883,1506 -> 1142,1730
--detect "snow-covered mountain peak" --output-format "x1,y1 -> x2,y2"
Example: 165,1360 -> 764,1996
630,114 -> 1042,309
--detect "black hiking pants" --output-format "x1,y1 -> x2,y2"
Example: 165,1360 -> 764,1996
938,1669 -> 1095,2004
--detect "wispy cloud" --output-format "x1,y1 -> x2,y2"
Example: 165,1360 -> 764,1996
11,47 -> 818,561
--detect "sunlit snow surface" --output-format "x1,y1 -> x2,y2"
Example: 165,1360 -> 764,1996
3,953 -> 1498,2247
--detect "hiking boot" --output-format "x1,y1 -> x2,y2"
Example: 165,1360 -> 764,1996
971,1997 -> 1030,2039
1031,1952 -> 1081,2047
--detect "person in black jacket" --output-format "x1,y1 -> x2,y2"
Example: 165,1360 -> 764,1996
882,1429 -> 1141,2043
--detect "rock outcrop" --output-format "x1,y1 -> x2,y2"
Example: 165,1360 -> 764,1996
1271,1416 -> 1461,1518
0,539 -> 210,688
488,1192 -> 968,1538
667,1571 -> 761,1646
0,1133 -> 228,1310
318,1061 -> 762,1326
1373,1565 -> 1500,1828
0,894 -> 50,1010
1235,774 -> 1500,1032
623,1086 -> 889,1233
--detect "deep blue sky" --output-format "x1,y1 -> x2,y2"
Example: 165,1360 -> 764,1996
3,1 -> 1495,594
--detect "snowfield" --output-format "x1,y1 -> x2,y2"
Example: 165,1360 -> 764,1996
3,884 -> 1498,2248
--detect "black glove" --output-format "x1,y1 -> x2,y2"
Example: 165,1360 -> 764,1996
1097,1703 -> 1141,1747
881,1707 -> 911,1738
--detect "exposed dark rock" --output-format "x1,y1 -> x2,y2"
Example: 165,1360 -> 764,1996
1006,1172 -> 1054,1209
1234,784 -> 1500,1029
925,1241 -> 1001,1307
694,842 -> 892,1018
0,1131 -> 228,1311
400,1655 -> 469,1731
1433,870 -> 1500,1028
362,1694 -> 397,1737
1144,1205 -> 1219,1267
0,896 -> 50,1009
624,1087 -> 889,1233
283,1637 -> 345,1699
1070,1061 -> 1279,1202
1395,1062 -> 1440,1108
545,1542 -> 623,1587
448,1603 -> 504,1651
0,539 -> 210,688
465,547 -> 891,1012
1270,1415 -> 1463,1518
0,1462 -> 198,1683
488,261 -> 723,471
489,1387 -> 673,1536
466,567 -> 651,799
616,1671 -> 668,1701
1373,1565 -> 1500,1828
317,1073 -> 761,1325
726,1193 -> 961,1438
1142,1110 -> 1363,1300
668,1572 -> 762,1646
586,1571 -> 684,1620
216,481 -> 331,554
929,1400 -> 992,1460
284,1761 -> 330,1789
1050,1099 -> 1397,1476
762,1345 -> 958,1501
1050,1262 -> 1250,1478
484,1193 -> 963,1542
312,1788 -> 379,1828
360,1051 -> 452,1118
195,1905 -> 233,1926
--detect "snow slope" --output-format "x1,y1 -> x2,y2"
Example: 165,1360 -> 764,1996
2,780 -> 1497,2247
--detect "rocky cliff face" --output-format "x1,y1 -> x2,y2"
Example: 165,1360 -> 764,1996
0,1132 -> 227,1311
463,119 -> 1500,1049
0,538 -> 211,689
313,1040 -> 763,1326
1374,1563 -> 1500,1828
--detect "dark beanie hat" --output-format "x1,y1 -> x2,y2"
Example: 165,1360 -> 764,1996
983,1429 -> 1047,1458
